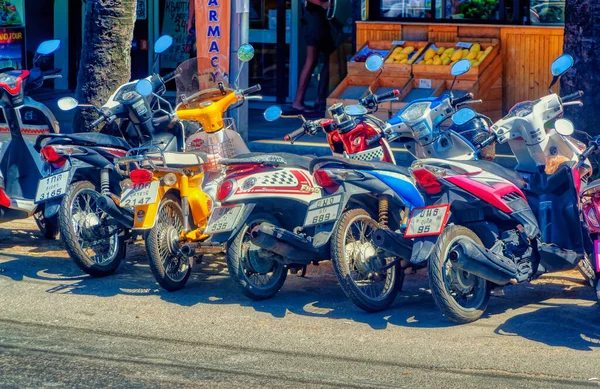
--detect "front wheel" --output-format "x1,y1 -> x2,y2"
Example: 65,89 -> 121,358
34,211 -> 59,240
331,208 -> 403,312
428,225 -> 490,323
145,193 -> 191,291
59,180 -> 126,277
226,212 -> 288,300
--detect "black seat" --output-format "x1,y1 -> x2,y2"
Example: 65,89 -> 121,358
221,152 -> 313,170
42,133 -> 130,150
309,156 -> 410,176
460,160 -> 527,189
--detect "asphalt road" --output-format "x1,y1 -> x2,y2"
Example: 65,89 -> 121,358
0,219 -> 599,388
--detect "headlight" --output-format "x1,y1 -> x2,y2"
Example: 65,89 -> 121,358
400,102 -> 431,122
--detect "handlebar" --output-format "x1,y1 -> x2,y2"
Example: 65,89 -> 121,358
366,133 -> 383,147
241,84 -> 261,96
284,127 -> 306,142
561,90 -> 584,103
376,89 -> 399,102
153,114 -> 172,126
452,92 -> 474,107
359,89 -> 400,109
162,71 -> 176,83
88,114 -> 106,130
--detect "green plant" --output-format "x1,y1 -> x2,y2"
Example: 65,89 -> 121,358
459,0 -> 498,20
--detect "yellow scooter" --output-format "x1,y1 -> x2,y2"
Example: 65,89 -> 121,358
117,44 -> 259,291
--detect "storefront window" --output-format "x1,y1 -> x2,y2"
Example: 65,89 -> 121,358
380,0 -> 433,19
436,0 -> 501,21
529,0 -> 564,25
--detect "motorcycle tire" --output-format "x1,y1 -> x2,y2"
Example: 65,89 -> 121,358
331,208 -> 403,312
226,212 -> 288,300
60,180 -> 126,277
145,193 -> 191,291
428,224 -> 490,324
34,211 -> 59,240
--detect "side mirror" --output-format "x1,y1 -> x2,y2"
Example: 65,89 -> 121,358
136,79 -> 154,97
264,105 -> 282,122
36,40 -> 61,56
548,54 -> 574,93
57,97 -> 79,111
555,118 -> 574,136
451,59 -> 471,77
365,53 -> 384,72
452,107 -> 477,126
154,35 -> 173,54
237,43 -> 255,62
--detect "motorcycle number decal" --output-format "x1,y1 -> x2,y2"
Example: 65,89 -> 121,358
120,181 -> 160,208
404,204 -> 450,238
35,171 -> 70,203
303,194 -> 343,228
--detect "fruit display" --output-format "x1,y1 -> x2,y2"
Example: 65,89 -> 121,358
416,43 -> 494,67
384,45 -> 425,65
350,46 -> 390,63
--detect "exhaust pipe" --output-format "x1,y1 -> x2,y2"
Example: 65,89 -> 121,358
180,241 -> 224,256
97,195 -> 134,229
450,239 -> 519,285
372,228 -> 413,259
250,223 -> 318,264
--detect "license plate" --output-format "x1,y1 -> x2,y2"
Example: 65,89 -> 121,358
35,171 -> 70,203
404,204 -> 450,238
205,204 -> 245,234
120,181 -> 160,208
303,194 -> 343,227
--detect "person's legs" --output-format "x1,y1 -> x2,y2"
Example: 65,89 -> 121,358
315,51 -> 330,108
292,45 -> 319,110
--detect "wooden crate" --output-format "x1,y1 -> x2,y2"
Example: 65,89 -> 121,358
412,41 -> 500,81
326,74 -> 378,106
347,41 -> 393,76
382,41 -> 430,77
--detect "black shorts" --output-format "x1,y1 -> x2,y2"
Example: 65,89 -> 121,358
303,10 -> 335,54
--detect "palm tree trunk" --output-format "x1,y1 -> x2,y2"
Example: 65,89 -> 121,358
72,0 -> 137,132
561,0 -> 600,134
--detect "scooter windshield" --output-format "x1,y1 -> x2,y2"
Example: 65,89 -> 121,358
174,57 -> 233,107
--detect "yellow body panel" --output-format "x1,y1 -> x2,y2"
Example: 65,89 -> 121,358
132,177 -> 174,230
176,92 -> 238,133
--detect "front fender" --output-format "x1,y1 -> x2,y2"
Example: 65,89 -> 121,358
43,198 -> 62,218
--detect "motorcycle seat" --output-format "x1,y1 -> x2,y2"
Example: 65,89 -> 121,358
42,133 -> 130,150
220,152 -> 313,170
309,156 -> 410,176
146,152 -> 204,168
458,160 -> 527,189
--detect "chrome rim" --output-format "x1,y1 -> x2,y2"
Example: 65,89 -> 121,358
341,214 -> 396,302
442,236 -> 487,310
155,200 -> 188,283
239,219 -> 285,290
70,188 -> 119,265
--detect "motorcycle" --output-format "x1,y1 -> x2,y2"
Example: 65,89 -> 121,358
113,44 -> 257,291
0,39 -> 63,238
390,53 -> 593,323
309,59 -> 494,311
201,54 -> 404,300
34,35 -> 185,277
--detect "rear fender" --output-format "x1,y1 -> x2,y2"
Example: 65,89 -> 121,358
43,198 -> 62,218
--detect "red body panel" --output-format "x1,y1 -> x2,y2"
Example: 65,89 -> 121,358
0,70 -> 29,95
326,122 -> 393,162
445,174 -> 525,214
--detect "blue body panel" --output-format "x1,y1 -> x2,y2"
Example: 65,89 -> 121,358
364,170 -> 425,208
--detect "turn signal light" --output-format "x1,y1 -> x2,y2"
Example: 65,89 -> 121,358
411,168 -> 443,195
217,179 -> 235,202
40,145 -> 67,168
130,169 -> 153,184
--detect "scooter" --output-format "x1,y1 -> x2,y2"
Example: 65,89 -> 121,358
0,39 -> 63,238
202,54 -> 402,300
308,59 -> 494,311
34,35 -> 185,277
113,44 -> 258,291
386,54 -> 593,323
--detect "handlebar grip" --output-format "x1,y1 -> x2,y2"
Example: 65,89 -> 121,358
365,133 -> 383,147
562,90 -> 584,102
452,92 -> 474,106
376,89 -> 399,102
284,127 -> 305,142
88,115 -> 105,129
162,71 -> 176,83
242,84 -> 261,96
153,115 -> 172,126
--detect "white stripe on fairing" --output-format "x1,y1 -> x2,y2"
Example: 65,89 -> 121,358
250,140 -> 515,159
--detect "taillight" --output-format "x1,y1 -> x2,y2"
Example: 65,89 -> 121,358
313,169 -> 338,188
130,169 -> 153,184
412,168 -> 443,195
40,145 -> 67,168
584,202 -> 600,229
99,147 -> 127,158
217,179 -> 236,202
0,188 -> 10,207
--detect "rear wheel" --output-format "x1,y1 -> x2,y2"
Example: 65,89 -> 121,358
227,212 -> 288,300
60,180 -> 126,277
145,193 -> 191,291
428,225 -> 490,323
331,208 -> 403,312
34,211 -> 59,240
